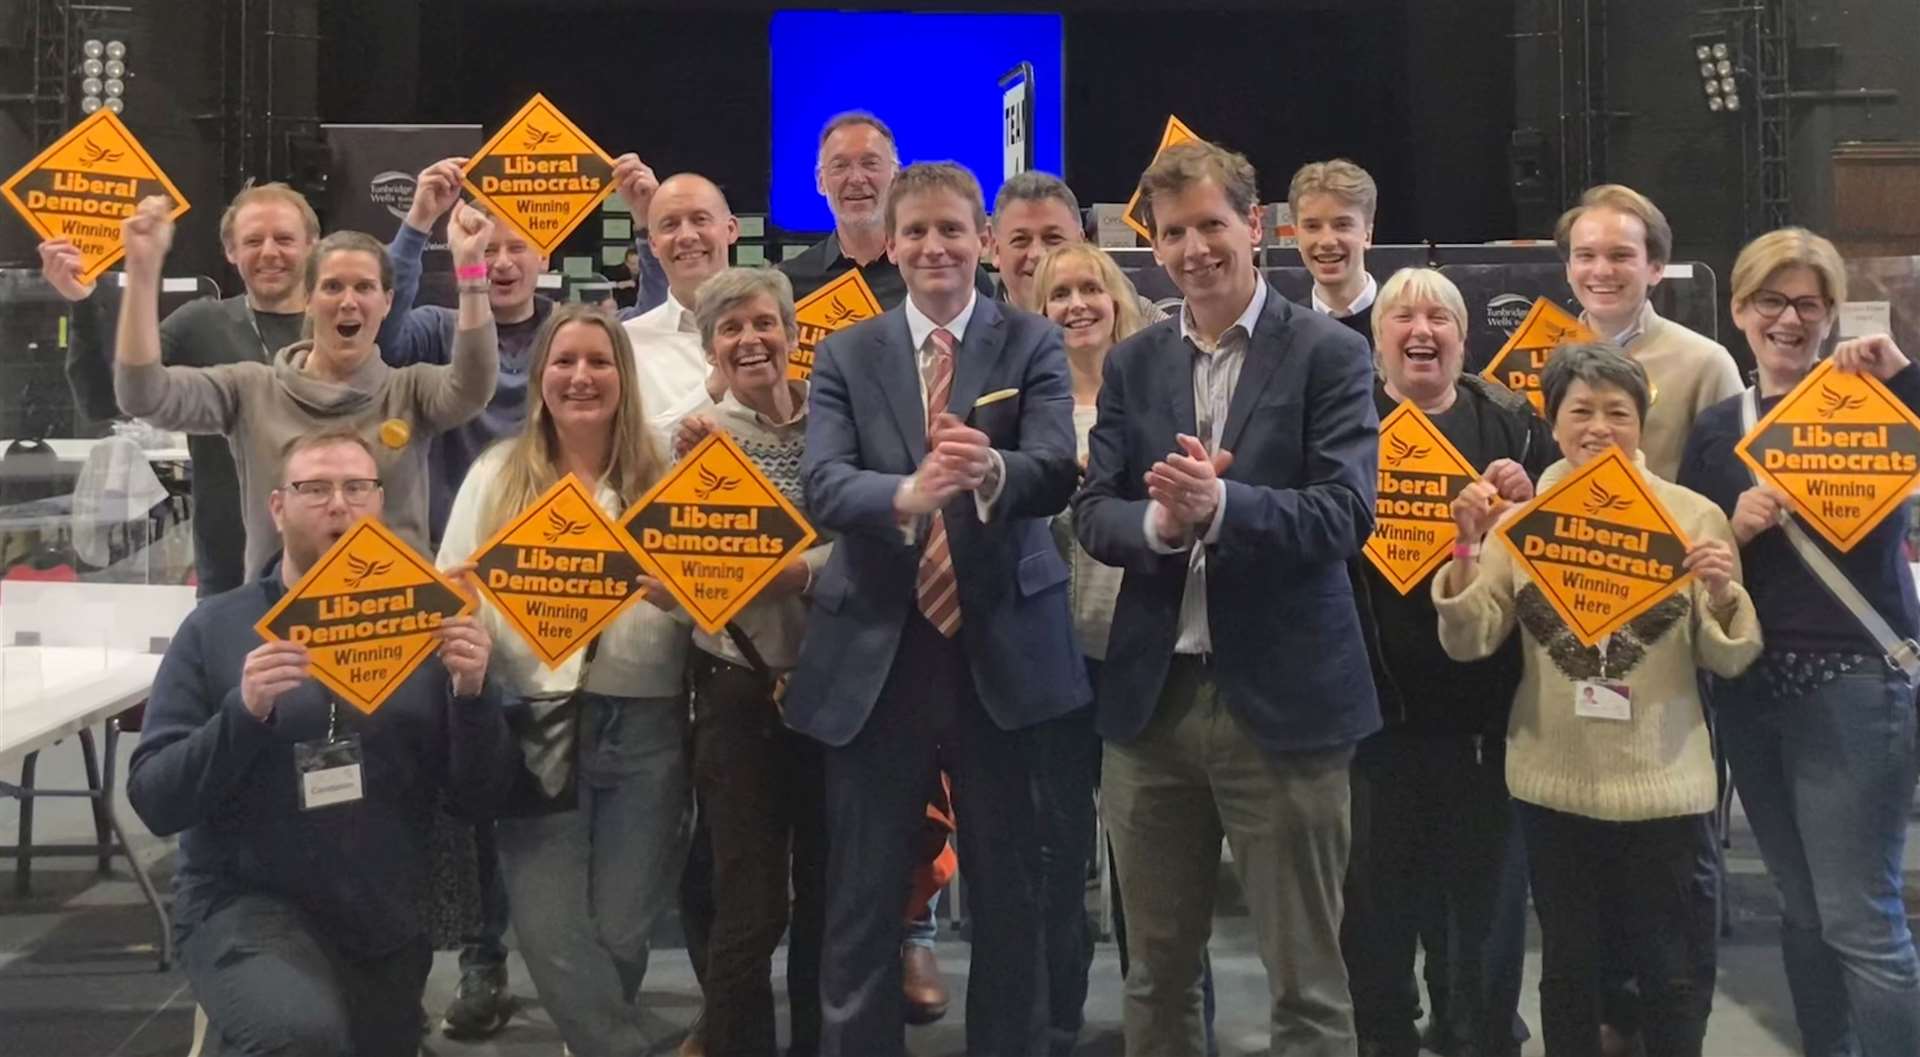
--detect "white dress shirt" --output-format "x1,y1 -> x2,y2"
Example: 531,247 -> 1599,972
897,291 -> 1005,529
1311,271 -> 1378,320
623,293 -> 713,448
1143,279 -> 1269,655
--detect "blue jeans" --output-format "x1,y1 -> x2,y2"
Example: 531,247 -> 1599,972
496,694 -> 692,1056
1720,666 -> 1920,1057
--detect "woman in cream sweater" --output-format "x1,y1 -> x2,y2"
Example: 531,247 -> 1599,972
437,303 -> 690,1057
1432,343 -> 1761,1057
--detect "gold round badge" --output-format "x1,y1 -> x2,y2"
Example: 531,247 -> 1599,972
379,418 -> 411,450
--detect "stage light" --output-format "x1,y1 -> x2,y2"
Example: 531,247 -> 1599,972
1691,32 -> 1742,116
104,78 -> 123,98
104,97 -> 123,114
82,77 -> 102,96
105,40 -> 126,61
81,96 -> 102,114
83,39 -> 104,60
105,60 -> 124,79
82,57 -> 103,78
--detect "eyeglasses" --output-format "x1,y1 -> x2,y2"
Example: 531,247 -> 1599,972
820,155 -> 891,180
1749,289 -> 1830,322
283,478 -> 382,506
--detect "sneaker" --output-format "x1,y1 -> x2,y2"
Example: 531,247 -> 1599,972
442,962 -> 512,1040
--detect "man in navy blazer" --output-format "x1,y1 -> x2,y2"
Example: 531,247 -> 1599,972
1074,140 -> 1382,1056
786,161 -> 1088,1057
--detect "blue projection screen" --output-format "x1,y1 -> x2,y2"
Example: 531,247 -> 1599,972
770,11 -> 1064,234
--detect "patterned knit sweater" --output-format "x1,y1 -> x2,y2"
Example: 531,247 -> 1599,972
1431,454 -> 1762,821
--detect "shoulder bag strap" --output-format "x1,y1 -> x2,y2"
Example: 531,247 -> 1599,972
1741,388 -> 1920,678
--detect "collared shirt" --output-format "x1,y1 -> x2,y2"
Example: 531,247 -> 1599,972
1143,279 -> 1269,654
623,293 -> 713,446
776,230 -> 999,310
898,291 -> 1004,527
1311,271 -> 1378,321
1582,299 -> 1656,348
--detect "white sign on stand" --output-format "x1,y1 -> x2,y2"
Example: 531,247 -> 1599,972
999,62 -> 1033,183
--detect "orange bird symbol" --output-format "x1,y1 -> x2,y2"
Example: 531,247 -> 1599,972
1582,481 -> 1632,516
542,508 -> 589,544
520,125 -> 562,151
344,554 -> 394,589
1383,435 -> 1431,468
1817,386 -> 1867,420
823,297 -> 859,327
695,466 -> 741,500
76,139 -> 123,169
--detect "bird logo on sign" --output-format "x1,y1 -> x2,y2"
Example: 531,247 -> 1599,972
542,508 -> 589,544
695,466 -> 740,500
1817,386 -> 1867,420
824,297 -> 859,327
77,139 -> 124,169
1383,435 -> 1431,468
344,554 -> 394,589
1582,482 -> 1632,516
520,125 -> 562,151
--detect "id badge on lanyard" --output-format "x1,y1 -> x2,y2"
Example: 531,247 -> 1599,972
294,699 -> 365,810
1572,635 -> 1632,722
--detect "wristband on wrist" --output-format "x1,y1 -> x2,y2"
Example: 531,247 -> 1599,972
457,281 -> 490,295
455,264 -> 488,281
1451,540 -> 1480,560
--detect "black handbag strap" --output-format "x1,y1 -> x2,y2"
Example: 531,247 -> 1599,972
723,621 -> 773,676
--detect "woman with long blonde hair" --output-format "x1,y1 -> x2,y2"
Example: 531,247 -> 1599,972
437,302 -> 691,1056
1023,241 -> 1152,1053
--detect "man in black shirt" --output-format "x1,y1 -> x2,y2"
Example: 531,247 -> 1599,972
46,182 -> 320,596
778,111 -> 994,310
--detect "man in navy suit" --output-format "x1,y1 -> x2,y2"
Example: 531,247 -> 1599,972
1074,139 -> 1383,1056
786,161 -> 1089,1057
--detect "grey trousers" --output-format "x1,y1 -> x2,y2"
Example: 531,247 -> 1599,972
1103,656 -> 1357,1057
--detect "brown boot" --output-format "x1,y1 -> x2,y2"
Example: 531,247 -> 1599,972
901,945 -> 949,1025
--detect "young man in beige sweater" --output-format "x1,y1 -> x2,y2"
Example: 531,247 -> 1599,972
1555,184 -> 1742,482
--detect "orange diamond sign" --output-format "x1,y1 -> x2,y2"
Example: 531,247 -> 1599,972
461,93 -> 616,255
1,109 -> 189,284
1122,115 -> 1202,242
1497,446 -> 1692,646
255,517 -> 474,714
465,475 -> 652,667
1478,298 -> 1595,415
789,268 -> 883,381
1735,359 -> 1920,551
1364,403 -> 1482,594
619,431 -> 817,634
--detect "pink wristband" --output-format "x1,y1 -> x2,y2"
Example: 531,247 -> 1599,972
1451,541 -> 1479,560
455,264 -> 487,281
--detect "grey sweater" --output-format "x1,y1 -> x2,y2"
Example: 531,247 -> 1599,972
115,328 -> 498,578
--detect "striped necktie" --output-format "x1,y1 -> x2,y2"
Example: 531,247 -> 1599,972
915,327 -> 962,636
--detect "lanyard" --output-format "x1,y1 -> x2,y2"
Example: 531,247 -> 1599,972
244,305 -> 274,361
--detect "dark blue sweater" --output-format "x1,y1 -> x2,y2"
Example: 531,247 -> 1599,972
127,567 -> 518,958
1677,363 -> 1920,655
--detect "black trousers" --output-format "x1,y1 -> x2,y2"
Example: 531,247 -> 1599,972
683,652 -> 829,1057
818,612 -> 1048,1057
180,891 -> 432,1057
1343,729 -> 1527,1055
1519,803 -> 1717,1057
1026,704 -> 1099,1054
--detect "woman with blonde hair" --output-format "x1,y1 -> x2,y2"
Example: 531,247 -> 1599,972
437,302 -> 691,1056
1024,241 -> 1152,1054
1679,228 -> 1920,1056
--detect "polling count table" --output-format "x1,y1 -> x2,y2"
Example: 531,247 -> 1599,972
0,582 -> 197,970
